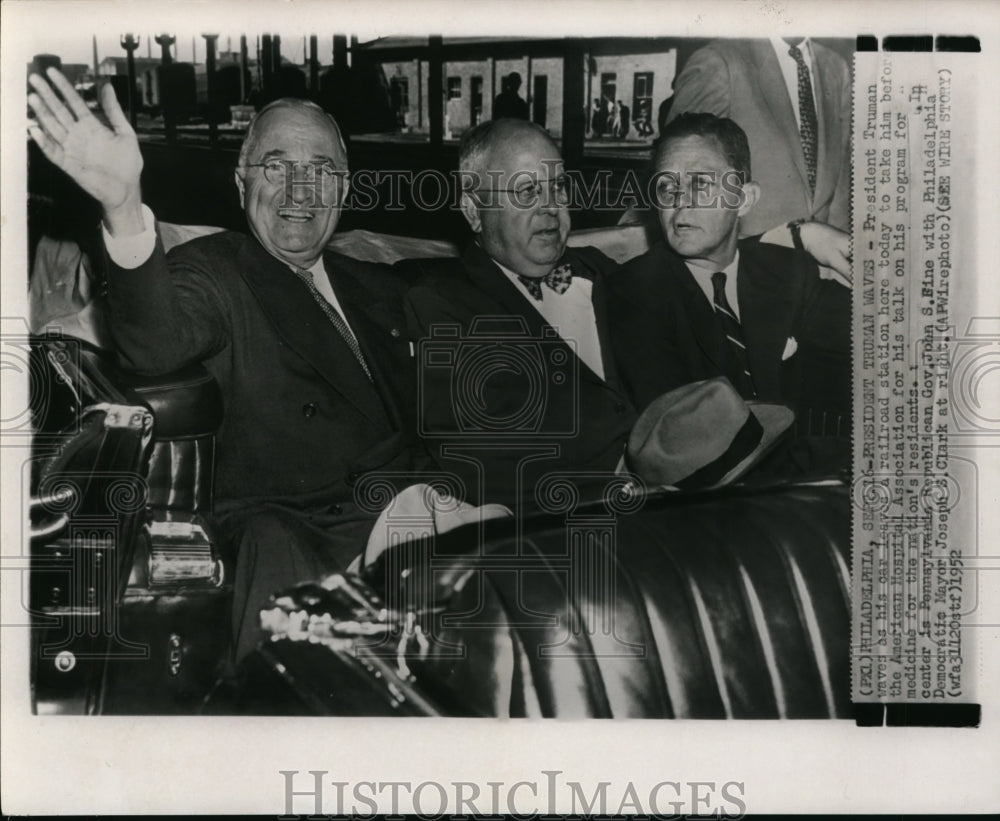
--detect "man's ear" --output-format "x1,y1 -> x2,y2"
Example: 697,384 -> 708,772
460,191 -> 482,233
234,170 -> 246,209
738,180 -> 761,218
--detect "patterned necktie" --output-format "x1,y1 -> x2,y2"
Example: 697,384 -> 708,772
788,42 -> 818,196
517,262 -> 573,301
293,267 -> 373,381
711,271 -> 757,399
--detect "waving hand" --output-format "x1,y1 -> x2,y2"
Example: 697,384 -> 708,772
28,68 -> 144,234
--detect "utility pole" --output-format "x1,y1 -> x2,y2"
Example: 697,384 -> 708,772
202,34 -> 219,144
120,34 -> 139,128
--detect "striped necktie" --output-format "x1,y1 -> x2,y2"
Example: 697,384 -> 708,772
293,267 -> 373,381
711,271 -> 756,398
788,42 -> 818,196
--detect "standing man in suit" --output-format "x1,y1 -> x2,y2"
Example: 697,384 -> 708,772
406,119 -> 635,508
28,70 -> 424,661
492,72 -> 530,121
667,38 -> 852,266
608,113 -> 850,424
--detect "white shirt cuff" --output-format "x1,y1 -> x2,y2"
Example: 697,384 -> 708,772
102,204 -> 157,269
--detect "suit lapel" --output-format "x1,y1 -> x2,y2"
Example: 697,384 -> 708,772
324,255 -> 406,430
588,272 -> 625,389
736,243 -> 796,398
462,244 -> 609,389
749,39 -> 810,197
660,245 -> 728,375
463,243 -> 547,330
238,241 -> 389,426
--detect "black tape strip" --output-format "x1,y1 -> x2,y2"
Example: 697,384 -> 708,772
883,35 -> 934,52
936,35 -> 981,52
886,703 -> 982,727
856,34 -> 879,52
853,703 -> 982,727
853,703 -> 886,726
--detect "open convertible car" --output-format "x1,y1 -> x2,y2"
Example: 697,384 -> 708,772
27,225 -> 852,719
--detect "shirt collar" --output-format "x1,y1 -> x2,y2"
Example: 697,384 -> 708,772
685,250 -> 740,280
493,258 -> 529,283
286,256 -> 326,280
772,36 -> 811,59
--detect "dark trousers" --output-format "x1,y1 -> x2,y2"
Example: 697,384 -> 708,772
217,504 -> 376,663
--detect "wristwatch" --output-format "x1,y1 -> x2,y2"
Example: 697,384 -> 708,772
787,218 -> 809,251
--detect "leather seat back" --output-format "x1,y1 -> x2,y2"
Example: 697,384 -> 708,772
129,364 -> 223,512
372,483 -> 851,718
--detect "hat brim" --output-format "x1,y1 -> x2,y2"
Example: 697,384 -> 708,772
714,401 -> 795,488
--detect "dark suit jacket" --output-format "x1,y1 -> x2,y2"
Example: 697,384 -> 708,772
668,38 -> 851,236
493,91 -> 529,120
105,230 -> 421,516
404,243 -> 636,508
607,239 -> 850,416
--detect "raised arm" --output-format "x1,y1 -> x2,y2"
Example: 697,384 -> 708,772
28,68 -> 144,237
28,69 -> 229,374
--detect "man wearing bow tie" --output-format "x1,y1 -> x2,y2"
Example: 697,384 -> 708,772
405,119 -> 636,508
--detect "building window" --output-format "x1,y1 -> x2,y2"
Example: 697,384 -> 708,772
633,71 -> 653,101
600,73 -> 617,107
470,75 -> 484,126
532,75 -> 548,127
390,77 -> 410,112
632,72 -> 654,135
447,77 -> 462,99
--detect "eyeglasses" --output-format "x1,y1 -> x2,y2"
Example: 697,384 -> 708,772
653,171 -> 746,208
242,159 -> 347,187
474,176 -> 573,208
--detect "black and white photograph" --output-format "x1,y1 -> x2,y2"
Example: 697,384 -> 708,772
2,0 -> 998,815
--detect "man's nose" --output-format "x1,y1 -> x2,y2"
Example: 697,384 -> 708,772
671,188 -> 695,210
289,182 -> 313,205
537,182 -> 560,212
288,168 -> 320,206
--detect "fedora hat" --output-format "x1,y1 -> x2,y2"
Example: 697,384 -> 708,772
626,377 -> 794,490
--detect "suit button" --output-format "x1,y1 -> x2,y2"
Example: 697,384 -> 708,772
390,327 -> 401,338
614,402 -> 627,414
302,402 -> 317,418
328,503 -> 343,515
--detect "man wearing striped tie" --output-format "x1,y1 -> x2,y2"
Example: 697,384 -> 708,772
28,71 -> 427,662
608,113 -> 850,440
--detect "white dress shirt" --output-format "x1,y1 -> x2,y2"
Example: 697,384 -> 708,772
496,260 -> 606,381
685,251 -> 741,320
769,37 -> 817,131
102,204 -> 359,340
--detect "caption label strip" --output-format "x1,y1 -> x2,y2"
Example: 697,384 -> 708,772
852,49 -> 978,706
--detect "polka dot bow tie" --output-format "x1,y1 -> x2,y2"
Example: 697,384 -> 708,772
517,262 -> 574,301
